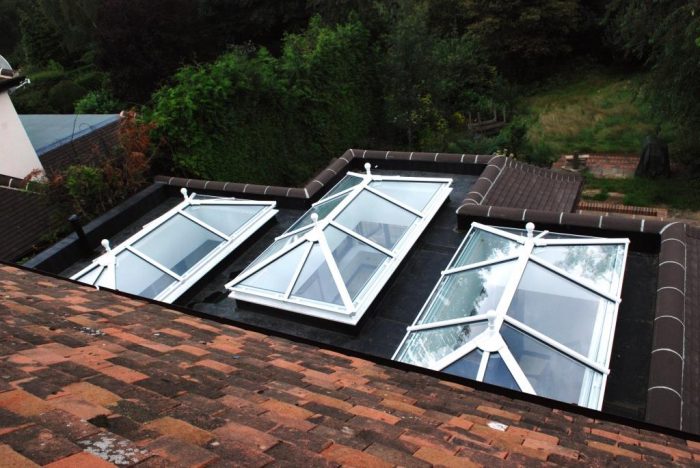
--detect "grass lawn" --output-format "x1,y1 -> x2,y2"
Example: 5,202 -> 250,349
582,172 -> 700,210
524,70 -> 671,155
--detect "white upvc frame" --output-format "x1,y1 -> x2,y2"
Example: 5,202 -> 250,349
72,188 -> 278,303
393,221 -> 629,410
226,165 -> 453,325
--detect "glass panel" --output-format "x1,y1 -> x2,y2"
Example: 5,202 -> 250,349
483,352 -> 519,391
240,245 -> 307,294
501,324 -> 591,404
77,266 -> 102,285
443,350 -> 483,380
287,195 -> 346,233
507,263 -> 609,359
325,226 -> 388,301
532,244 -> 625,293
395,322 -> 487,368
291,244 -> 343,305
336,190 -> 417,250
184,204 -> 263,236
115,251 -> 175,299
452,229 -> 521,267
244,228 -> 309,273
320,174 -> 363,200
369,180 -> 444,211
134,214 -> 223,276
416,262 -> 512,325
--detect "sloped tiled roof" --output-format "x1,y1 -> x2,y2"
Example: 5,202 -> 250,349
0,264 -> 698,466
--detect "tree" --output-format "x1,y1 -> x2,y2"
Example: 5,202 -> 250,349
18,0 -> 67,67
463,0 -> 585,81
607,1 -> 700,166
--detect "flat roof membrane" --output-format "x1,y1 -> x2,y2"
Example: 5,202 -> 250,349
394,222 -> 629,410
227,165 -> 453,325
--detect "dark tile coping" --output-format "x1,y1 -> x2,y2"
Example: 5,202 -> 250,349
154,149 -> 493,208
0,173 -> 33,190
456,204 -> 691,431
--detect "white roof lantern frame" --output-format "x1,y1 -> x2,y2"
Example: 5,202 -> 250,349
226,164 -> 454,325
393,221 -> 630,410
72,189 -> 278,303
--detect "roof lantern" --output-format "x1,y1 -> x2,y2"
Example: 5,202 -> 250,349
227,164 -> 453,324
394,222 -> 629,409
72,189 -> 277,302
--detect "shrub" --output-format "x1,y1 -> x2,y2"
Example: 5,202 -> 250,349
47,80 -> 87,113
75,89 -> 121,114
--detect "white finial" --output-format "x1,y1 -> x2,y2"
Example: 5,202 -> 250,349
364,162 -> 372,175
101,239 -> 111,252
180,187 -> 188,199
526,222 -> 535,238
487,310 -> 498,331
311,213 -> 319,225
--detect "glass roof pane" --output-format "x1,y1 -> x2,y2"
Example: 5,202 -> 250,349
443,350 -> 483,380
325,226 -> 388,301
114,251 -> 175,299
240,245 -> 306,294
395,322 -> 487,368
244,229 -> 309,274
483,352 -> 519,391
184,205 -> 263,236
320,174 -> 363,200
336,190 -> 417,250
133,214 -> 223,276
501,324 -> 592,404
369,180 -> 444,211
417,262 -> 512,325
452,229 -> 521,267
291,244 -> 343,305
532,244 -> 625,293
77,266 -> 102,285
287,196 -> 346,233
508,262 -> 610,358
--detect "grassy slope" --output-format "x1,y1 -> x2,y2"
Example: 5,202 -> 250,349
524,70 -> 661,155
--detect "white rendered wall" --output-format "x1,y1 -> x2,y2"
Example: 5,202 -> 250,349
0,91 -> 43,178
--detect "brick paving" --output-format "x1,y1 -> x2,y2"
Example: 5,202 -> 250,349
0,265 -> 698,466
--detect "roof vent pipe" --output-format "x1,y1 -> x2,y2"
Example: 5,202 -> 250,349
68,214 -> 92,256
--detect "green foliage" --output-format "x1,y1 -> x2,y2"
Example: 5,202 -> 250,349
74,90 -> 121,114
151,17 -> 373,185
64,165 -> 106,211
47,80 -> 87,113
583,172 -> 700,210
18,1 -> 67,66
607,1 -> 700,166
463,0 -> 586,81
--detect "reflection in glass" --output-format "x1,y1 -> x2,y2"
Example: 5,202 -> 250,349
417,262 -> 512,325
369,180 -> 443,211
115,251 -> 175,299
452,229 -> 521,267
287,196 -> 346,233
336,191 -> 417,249
320,174 -> 363,201
291,245 -> 343,305
325,226 -> 388,300
185,205 -> 261,236
501,324 -> 590,404
508,263 -> 608,358
243,229 -> 309,273
396,322 -> 487,368
240,245 -> 306,294
134,214 -> 223,275
483,352 -> 519,391
532,244 -> 625,293
443,350 -> 483,380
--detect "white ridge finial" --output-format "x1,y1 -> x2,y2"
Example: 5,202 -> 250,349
180,188 -> 188,199
101,239 -> 111,252
526,222 -> 535,238
364,162 -> 372,176
311,213 -> 319,225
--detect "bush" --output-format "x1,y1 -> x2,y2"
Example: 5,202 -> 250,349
47,80 -> 87,113
75,89 -> 121,114
150,16 -> 374,185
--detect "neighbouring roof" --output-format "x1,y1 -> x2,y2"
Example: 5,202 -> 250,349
0,264 -> 698,466
19,114 -> 121,157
